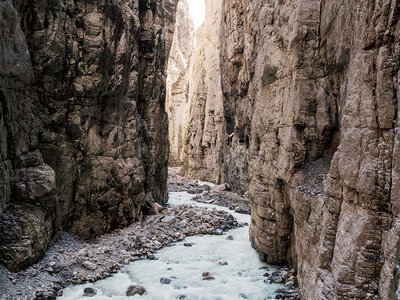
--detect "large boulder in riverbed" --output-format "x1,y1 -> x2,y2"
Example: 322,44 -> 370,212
126,285 -> 147,297
83,287 -> 97,297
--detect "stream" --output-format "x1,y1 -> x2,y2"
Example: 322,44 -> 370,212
59,191 -> 284,300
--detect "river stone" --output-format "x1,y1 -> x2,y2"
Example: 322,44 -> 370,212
201,272 -> 215,281
126,285 -> 147,296
82,261 -> 97,271
162,216 -> 176,224
83,287 -> 97,297
160,278 -> 172,284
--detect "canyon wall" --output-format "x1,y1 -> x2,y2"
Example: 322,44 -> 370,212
184,0 -> 400,298
166,0 -> 194,165
183,0 -> 226,183
0,0 -> 176,272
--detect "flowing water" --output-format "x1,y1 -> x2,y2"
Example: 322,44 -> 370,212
59,191 -> 284,300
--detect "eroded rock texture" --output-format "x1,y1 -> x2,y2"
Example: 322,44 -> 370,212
184,0 -> 400,298
0,0 -> 176,272
183,0 -> 226,183
166,0 -> 194,165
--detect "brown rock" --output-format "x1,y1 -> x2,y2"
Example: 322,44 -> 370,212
180,0 -> 400,299
0,0 -> 179,271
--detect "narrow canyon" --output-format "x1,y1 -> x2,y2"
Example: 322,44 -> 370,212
0,0 -> 399,299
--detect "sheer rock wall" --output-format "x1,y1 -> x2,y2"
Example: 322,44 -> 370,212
183,0 -> 400,298
0,0 -> 176,272
166,0 -> 194,165
183,0 -> 226,183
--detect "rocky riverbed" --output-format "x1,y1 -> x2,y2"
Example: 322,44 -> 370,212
0,205 -> 240,300
0,168 -> 299,300
169,167 -> 250,214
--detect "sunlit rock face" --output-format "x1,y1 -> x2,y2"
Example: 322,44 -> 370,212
166,0 -> 194,166
183,0 -> 226,183
0,0 -> 177,272
183,0 -> 400,298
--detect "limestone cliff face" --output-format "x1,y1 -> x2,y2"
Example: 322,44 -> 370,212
166,0 -> 194,165
184,0 -> 400,298
0,0 -> 176,272
183,0 -> 226,183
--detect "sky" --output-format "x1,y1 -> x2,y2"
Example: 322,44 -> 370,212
187,0 -> 206,31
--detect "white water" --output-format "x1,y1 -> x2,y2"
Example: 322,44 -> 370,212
59,192 -> 283,300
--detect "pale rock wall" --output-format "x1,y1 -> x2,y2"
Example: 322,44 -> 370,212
183,0 -> 400,298
166,0 -> 194,165
0,0 -> 177,272
183,0 -> 226,183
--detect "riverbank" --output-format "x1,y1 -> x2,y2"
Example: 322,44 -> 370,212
0,168 -> 299,300
0,170 -> 240,300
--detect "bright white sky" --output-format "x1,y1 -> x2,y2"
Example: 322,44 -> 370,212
187,0 -> 205,30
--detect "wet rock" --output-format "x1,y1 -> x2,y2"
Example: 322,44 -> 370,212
126,285 -> 147,296
269,274 -> 284,284
226,235 -> 234,240
202,272 -> 215,281
285,281 -> 295,288
213,229 -> 223,235
183,243 -> 193,247
160,278 -> 172,284
83,287 -> 97,297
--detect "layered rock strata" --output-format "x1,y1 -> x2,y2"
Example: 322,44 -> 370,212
183,0 -> 400,298
166,0 -> 194,165
0,0 -> 176,272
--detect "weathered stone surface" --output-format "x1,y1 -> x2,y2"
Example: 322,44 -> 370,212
182,0 -> 400,298
0,0 -> 177,271
183,0 -> 226,183
166,0 -> 194,165
126,285 -> 146,296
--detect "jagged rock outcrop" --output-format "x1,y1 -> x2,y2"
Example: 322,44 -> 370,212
183,0 -> 226,183
166,0 -> 194,165
183,0 -> 400,298
0,0 -> 176,272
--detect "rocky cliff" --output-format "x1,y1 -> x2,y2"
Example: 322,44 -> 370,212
183,0 -> 400,298
166,0 -> 194,165
0,0 -> 176,272
183,0 -> 226,183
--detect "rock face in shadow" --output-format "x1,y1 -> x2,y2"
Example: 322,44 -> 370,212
0,0 -> 176,272
183,0 -> 400,298
166,0 -> 194,166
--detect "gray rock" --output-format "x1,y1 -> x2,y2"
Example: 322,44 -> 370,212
82,261 -> 97,271
160,278 -> 172,284
83,287 -> 97,297
162,216 -> 177,224
126,285 -> 147,296
0,0 -> 175,272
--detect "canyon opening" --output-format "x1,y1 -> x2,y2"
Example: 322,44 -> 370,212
1,0 -> 400,299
